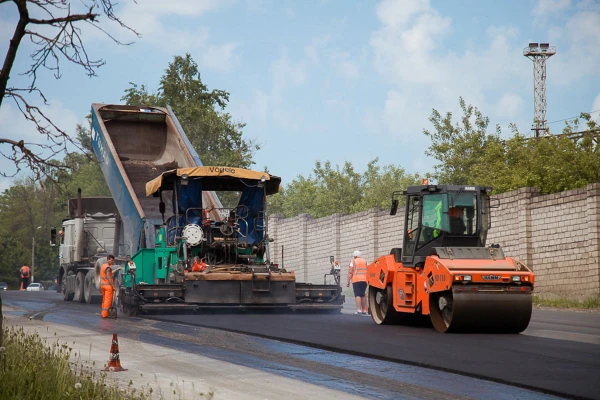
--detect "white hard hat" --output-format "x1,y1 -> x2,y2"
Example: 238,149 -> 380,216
353,250 -> 361,257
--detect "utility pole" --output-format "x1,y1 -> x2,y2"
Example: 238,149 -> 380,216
31,225 -> 41,283
31,236 -> 35,283
523,43 -> 556,137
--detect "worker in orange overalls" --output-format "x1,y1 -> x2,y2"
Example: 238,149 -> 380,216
100,255 -> 122,318
347,250 -> 368,315
20,264 -> 31,290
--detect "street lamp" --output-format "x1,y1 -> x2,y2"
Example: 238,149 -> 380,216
32,225 -> 42,283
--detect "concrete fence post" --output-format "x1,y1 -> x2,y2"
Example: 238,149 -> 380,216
586,183 -> 600,296
333,213 -> 342,264
368,208 -> 379,263
299,214 -> 310,282
269,214 -> 283,265
517,187 -> 537,269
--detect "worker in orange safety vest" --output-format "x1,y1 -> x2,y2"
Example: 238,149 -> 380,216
20,265 -> 31,290
347,250 -> 368,315
99,255 -> 122,318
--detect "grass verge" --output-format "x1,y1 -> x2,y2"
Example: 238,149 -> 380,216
533,294 -> 600,309
0,325 -> 154,399
0,326 -> 214,399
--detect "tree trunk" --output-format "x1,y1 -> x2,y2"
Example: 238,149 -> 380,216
0,0 -> 29,109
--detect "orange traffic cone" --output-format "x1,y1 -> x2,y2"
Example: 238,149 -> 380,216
103,333 -> 127,372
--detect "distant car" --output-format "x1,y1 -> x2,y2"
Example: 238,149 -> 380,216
47,284 -> 58,291
0,282 -> 7,291
26,283 -> 44,291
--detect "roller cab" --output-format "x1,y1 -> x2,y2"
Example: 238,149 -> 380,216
367,183 -> 535,333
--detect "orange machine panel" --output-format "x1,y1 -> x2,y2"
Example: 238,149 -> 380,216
366,254 -> 397,290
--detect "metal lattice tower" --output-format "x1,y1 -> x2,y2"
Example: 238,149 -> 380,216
523,43 -> 556,137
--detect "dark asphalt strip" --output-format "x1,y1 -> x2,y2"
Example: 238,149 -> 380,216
144,313 -> 598,400
132,325 -> 563,400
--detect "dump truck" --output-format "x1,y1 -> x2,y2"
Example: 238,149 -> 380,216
70,103 -> 343,315
366,182 -> 534,333
55,194 -> 119,303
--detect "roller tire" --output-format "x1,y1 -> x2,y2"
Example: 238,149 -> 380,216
369,285 -> 401,325
429,290 -> 533,333
430,291 -> 453,333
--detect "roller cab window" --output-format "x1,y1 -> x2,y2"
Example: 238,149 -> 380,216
448,192 -> 478,236
403,195 -> 420,257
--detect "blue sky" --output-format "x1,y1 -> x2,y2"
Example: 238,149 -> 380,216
1,0 -> 599,191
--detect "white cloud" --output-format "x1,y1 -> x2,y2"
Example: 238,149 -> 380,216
330,51 -> 360,80
496,93 -> 524,119
304,35 -> 332,65
72,0 -> 241,72
368,0 -> 600,143
201,43 -> 241,72
271,50 -> 307,89
545,10 -> 600,85
131,0 -> 226,15
375,0 -> 431,28
533,0 -> 571,17
370,0 -> 452,86
370,0 -> 529,141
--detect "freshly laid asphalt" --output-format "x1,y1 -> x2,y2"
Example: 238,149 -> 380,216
147,307 -> 600,400
2,290 -> 599,399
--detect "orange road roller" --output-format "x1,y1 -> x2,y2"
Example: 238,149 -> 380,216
366,183 -> 534,333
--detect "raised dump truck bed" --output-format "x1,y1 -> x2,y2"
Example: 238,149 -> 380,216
91,104 -> 220,256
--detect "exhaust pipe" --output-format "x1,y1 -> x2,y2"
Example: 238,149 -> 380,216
74,188 -> 84,262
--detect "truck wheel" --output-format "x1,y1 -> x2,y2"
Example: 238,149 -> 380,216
84,272 -> 100,304
73,272 -> 85,303
94,258 -> 106,291
62,273 -> 74,301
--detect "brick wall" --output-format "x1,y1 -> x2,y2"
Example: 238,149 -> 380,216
268,183 -> 600,299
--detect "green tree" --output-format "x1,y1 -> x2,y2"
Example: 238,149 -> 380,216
312,161 -> 362,217
0,178 -> 58,283
121,54 -> 260,169
424,97 -> 498,186
270,176 -> 318,217
425,99 -> 600,194
354,159 -> 421,212
269,159 -> 421,218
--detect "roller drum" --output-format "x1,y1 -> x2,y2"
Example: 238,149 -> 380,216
430,291 -> 532,333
